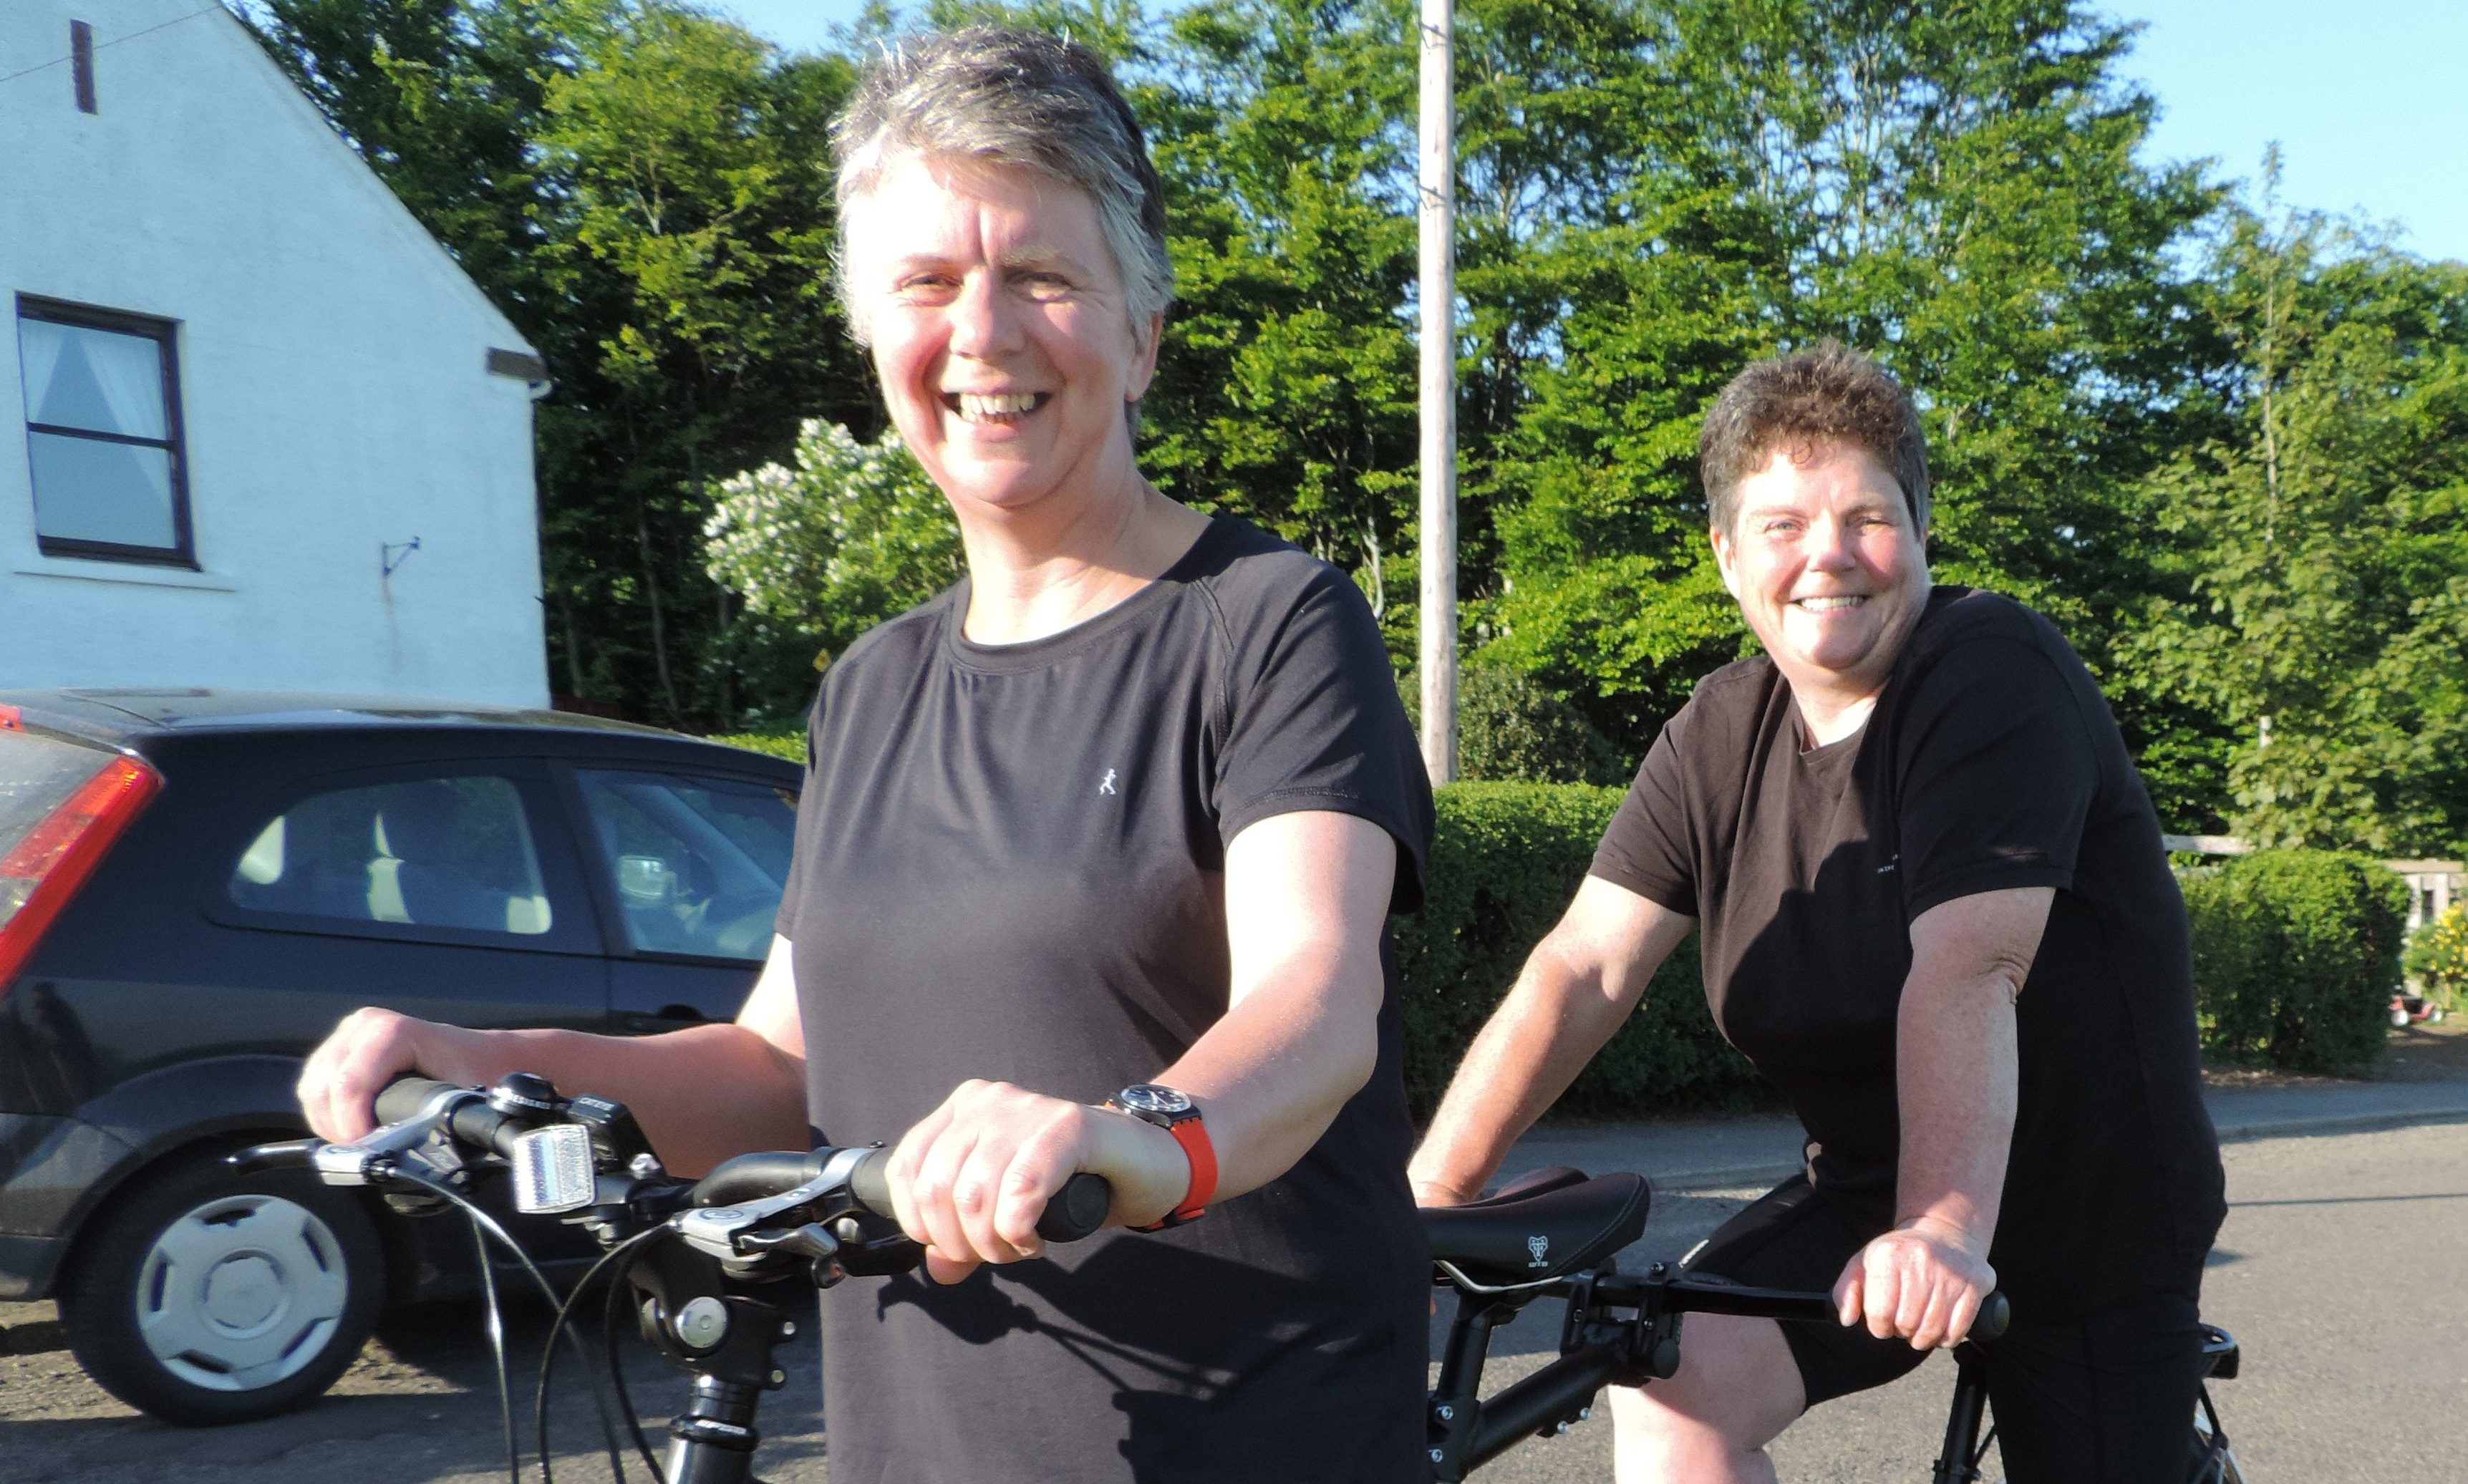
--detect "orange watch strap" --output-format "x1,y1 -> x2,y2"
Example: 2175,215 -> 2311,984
1163,1113 -> 1217,1223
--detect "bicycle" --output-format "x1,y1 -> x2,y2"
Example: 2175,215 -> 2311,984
238,1072 -> 1113,1483
1420,1163 -> 2247,1483
238,1076 -> 2243,1483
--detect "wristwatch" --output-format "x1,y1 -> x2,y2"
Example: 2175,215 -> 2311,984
1105,1083 -> 1217,1230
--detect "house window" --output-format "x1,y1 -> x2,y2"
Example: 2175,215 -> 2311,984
15,296 -> 193,566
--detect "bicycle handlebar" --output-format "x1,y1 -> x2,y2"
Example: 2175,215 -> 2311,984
360,1075 -> 1116,1247
370,1075 -> 527,1158
1654,1274 -> 2010,1342
841,1147 -> 1115,1244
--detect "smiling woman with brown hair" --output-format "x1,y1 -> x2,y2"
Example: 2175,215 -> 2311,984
1411,343 -> 2227,1484
299,26 -> 1435,1481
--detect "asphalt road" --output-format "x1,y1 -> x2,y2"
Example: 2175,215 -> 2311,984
3,1118 -> 2461,1482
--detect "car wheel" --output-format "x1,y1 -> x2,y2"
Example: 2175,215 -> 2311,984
59,1150 -> 384,1426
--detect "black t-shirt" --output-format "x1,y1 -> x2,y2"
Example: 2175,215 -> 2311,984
1592,586 -> 2225,1319
775,515 -> 1435,1483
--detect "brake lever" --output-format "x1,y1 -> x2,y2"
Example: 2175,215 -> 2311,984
671,1146 -> 874,1262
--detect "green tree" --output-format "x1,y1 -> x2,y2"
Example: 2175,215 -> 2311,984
704,420 -> 962,671
246,1 -> 878,729
1482,0 -> 2223,765
2136,168 -> 2468,853
1138,0 -> 1421,645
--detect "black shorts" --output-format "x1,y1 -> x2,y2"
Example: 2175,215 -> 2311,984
1685,1175 -> 2210,1484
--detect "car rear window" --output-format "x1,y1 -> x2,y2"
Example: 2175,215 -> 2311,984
0,725 -> 120,923
228,775 -> 554,936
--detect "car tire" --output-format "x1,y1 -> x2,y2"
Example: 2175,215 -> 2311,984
59,1148 -> 384,1426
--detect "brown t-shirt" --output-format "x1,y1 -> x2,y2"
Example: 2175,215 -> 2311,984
1592,586 -> 2224,1319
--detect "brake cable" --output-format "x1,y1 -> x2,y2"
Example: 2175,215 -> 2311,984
472,1214 -> 518,1484
538,1222 -> 677,1484
391,1165 -> 631,1482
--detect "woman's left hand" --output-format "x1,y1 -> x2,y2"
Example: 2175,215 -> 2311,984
884,1079 -> 1191,1284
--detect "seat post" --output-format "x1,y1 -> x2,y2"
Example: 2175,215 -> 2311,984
1428,1294 -> 1511,1481
1930,1350 -> 1993,1484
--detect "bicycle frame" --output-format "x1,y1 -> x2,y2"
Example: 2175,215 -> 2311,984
1426,1260 -> 1842,1480
1930,1324 -> 2242,1484
1426,1256 -> 2235,1484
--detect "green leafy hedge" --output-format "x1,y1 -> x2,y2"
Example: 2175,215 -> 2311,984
1394,782 -> 1764,1118
2180,850 -> 2410,1072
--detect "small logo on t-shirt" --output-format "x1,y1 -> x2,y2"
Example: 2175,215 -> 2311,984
1526,1234 -> 1549,1268
1877,855 -> 1900,876
1099,768 -> 1119,797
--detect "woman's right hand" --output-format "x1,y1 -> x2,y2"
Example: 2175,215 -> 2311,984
296,1007 -> 490,1143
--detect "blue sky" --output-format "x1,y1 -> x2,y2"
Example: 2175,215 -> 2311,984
715,0 -> 2467,263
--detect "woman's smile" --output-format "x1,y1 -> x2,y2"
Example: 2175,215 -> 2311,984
944,389 -> 1052,424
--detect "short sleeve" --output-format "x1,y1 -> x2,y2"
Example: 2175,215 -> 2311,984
1895,636 -> 2098,920
1589,719 -> 1700,916
1211,572 -> 1435,914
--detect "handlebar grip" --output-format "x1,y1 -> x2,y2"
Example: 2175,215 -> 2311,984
846,1149 -> 1114,1245
1968,1290 -> 2011,1343
373,1076 -> 463,1125
847,1146 -> 894,1213
1037,1173 -> 1113,1243
370,1077 -> 523,1158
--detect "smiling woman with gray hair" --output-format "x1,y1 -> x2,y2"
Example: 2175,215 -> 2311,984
296,24 -> 1434,1483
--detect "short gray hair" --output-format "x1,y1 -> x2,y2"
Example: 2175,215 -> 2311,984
832,26 -> 1173,345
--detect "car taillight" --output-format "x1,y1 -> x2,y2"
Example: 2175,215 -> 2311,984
0,755 -> 160,995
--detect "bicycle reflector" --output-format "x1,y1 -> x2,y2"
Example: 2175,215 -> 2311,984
0,747 -> 161,997
510,1124 -> 599,1214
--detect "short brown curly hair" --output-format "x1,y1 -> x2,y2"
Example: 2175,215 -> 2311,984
1698,342 -> 1930,535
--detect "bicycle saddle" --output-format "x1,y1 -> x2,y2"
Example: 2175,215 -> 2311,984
1422,1166 -> 1650,1287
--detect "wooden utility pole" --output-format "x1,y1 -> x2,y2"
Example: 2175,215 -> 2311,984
1416,0 -> 1458,785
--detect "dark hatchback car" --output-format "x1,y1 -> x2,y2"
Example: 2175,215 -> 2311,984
0,689 -> 799,1425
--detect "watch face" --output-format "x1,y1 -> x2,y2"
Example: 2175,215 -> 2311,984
1116,1083 -> 1192,1116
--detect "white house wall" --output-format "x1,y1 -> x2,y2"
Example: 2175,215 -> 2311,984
0,0 -> 550,706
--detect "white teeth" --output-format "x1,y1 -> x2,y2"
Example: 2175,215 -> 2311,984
954,392 -> 1039,419
1796,596 -> 1867,612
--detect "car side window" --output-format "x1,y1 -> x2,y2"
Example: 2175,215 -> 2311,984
228,775 -> 554,936
575,770 -> 794,960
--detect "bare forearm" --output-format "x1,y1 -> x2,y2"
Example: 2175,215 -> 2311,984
1893,971 -> 2018,1247
400,1020 -> 808,1177
1408,941 -> 1630,1203
1156,946 -> 1379,1201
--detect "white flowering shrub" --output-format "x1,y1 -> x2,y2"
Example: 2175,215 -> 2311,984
704,420 -> 962,659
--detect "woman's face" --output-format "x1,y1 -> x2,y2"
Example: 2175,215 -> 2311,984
841,152 -> 1159,520
1710,441 -> 1930,702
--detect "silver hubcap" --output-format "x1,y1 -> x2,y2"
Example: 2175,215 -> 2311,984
135,1193 -> 352,1392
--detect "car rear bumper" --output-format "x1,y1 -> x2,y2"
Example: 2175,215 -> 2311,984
0,1112 -> 135,1299
0,1234 -> 65,1299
